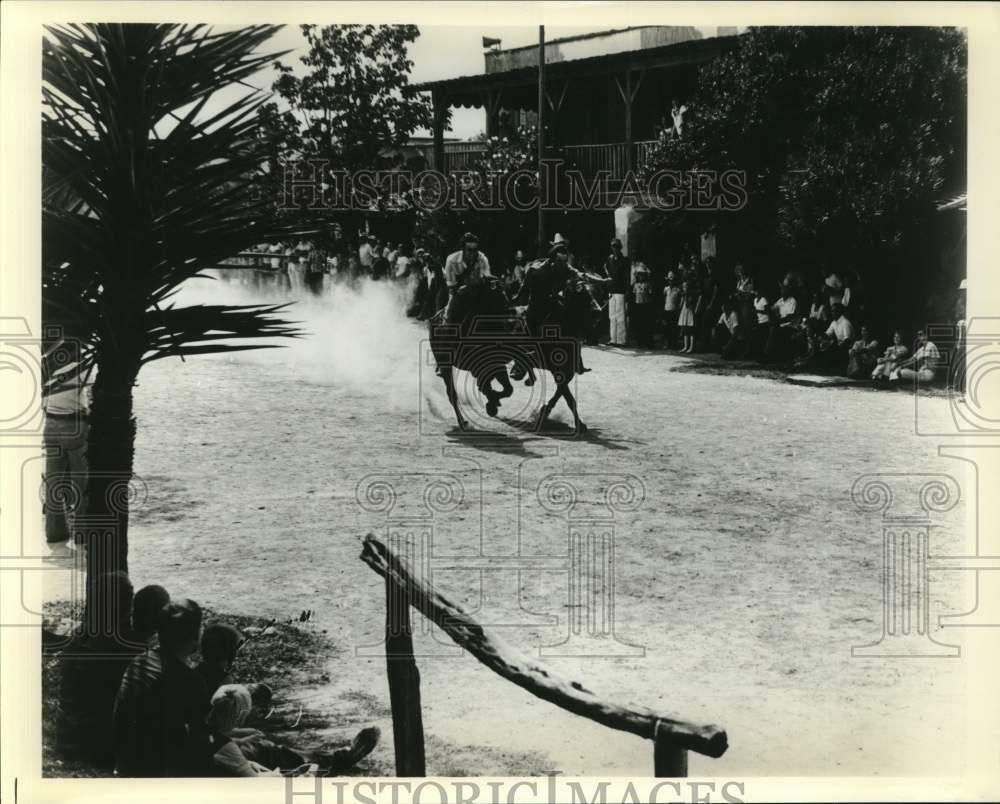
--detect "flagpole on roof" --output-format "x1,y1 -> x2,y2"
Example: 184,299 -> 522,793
537,24 -> 546,255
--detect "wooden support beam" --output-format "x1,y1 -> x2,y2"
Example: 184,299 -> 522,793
432,90 -> 446,173
361,535 -> 728,759
484,89 -> 504,137
544,81 -> 569,114
384,568 -> 426,776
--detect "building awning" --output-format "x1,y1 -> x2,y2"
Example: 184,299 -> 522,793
413,35 -> 740,110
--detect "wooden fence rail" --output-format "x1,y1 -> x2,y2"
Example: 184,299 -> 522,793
360,534 -> 728,777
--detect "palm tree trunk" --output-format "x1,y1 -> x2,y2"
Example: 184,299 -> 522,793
83,356 -> 140,638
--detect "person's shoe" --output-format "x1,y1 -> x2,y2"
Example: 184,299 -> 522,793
326,726 -> 380,770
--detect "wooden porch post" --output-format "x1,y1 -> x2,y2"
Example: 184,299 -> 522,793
385,572 -> 426,776
537,24 -> 546,253
484,90 -> 503,138
614,69 -> 645,173
432,90 -> 446,173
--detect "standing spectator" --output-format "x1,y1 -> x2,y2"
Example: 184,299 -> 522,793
872,331 -> 910,382
847,326 -> 880,379
632,268 -> 654,348
699,264 -> 721,350
677,279 -> 697,353
42,347 -> 92,553
662,271 -> 681,349
734,263 -> 755,353
394,244 -> 411,279
891,330 -> 941,384
824,268 -> 844,306
604,239 -> 630,346
955,278 -> 968,399
268,242 -> 284,272
386,242 -> 399,271
358,236 -> 374,274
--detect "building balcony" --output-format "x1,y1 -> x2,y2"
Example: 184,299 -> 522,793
432,139 -> 659,179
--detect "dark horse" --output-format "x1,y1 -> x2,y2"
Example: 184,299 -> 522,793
428,277 -> 588,432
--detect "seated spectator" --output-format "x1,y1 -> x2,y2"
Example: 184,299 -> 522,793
817,303 -> 856,374
195,623 -> 244,697
748,288 -> 771,359
713,300 -> 742,357
57,571 -> 151,770
113,599 -> 220,777
807,291 -> 829,332
847,326 -> 879,378
132,584 -> 171,647
764,282 -> 801,363
872,331 -> 910,382
891,330 -> 941,384
206,684 -> 284,777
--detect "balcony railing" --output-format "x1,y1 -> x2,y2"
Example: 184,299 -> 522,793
438,140 -> 658,180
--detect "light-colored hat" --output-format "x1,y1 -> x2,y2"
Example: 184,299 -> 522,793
206,684 -> 253,736
958,278 -> 967,290
549,233 -> 570,255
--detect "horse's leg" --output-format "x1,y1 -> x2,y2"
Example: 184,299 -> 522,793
479,370 -> 502,418
442,366 -> 468,430
495,367 -> 514,399
560,381 -> 587,432
535,380 -> 565,430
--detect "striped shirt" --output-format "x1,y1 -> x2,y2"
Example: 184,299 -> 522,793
113,649 -> 218,777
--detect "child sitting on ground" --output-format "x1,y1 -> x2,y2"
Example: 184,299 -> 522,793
195,623 -> 244,697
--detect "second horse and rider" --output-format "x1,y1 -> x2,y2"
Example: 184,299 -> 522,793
429,231 -> 594,433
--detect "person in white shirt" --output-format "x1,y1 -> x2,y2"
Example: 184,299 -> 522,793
712,300 -> 742,357
43,352 -> 93,550
394,245 -> 411,279
891,330 -> 941,384
764,283 -> 801,362
358,237 -> 374,272
818,303 -> 856,374
443,232 -> 492,324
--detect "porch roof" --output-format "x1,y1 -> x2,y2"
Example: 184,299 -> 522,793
413,35 -> 740,110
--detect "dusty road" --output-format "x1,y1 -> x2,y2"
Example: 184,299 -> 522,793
45,271 -> 974,777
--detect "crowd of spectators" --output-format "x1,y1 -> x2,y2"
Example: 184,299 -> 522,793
244,235 -> 961,387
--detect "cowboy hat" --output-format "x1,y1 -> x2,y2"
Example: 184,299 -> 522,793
548,232 -> 570,256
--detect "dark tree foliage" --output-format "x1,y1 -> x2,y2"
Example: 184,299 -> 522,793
639,26 -> 967,330
257,24 -> 434,248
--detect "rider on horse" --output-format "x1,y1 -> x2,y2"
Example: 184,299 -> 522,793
515,234 -> 591,374
443,232 -> 493,328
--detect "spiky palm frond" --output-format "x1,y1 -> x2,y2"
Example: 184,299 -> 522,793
42,23 -> 314,378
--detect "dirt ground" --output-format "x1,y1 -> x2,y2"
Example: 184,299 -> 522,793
43,271 -> 974,777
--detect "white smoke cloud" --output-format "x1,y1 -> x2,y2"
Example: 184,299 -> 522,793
169,270 -> 424,411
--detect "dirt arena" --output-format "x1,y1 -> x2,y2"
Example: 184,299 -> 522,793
44,272 -> 973,777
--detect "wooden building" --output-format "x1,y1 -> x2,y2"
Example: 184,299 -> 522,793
413,26 -> 742,258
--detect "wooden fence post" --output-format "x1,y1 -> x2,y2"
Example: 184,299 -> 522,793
653,721 -> 688,777
385,574 -> 426,776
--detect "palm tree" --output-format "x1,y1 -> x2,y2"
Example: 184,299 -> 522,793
42,23 -> 312,636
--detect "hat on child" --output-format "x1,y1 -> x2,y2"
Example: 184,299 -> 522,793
206,684 -> 253,736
